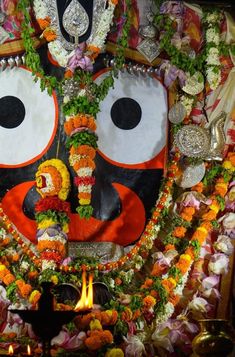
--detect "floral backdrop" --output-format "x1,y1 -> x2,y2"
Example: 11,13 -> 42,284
0,0 -> 235,356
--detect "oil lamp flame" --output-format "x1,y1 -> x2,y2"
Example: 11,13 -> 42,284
8,345 -> 14,355
27,344 -> 31,355
75,272 -> 93,310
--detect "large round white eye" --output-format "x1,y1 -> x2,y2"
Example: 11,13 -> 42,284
95,69 -> 168,168
0,67 -> 58,168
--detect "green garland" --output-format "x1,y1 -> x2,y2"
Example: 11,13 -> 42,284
17,0 -> 61,94
153,3 -> 231,76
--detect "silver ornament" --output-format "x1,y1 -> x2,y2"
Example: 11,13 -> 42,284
0,58 -> 7,71
15,55 -> 22,67
168,102 -> 187,124
179,162 -> 206,188
8,57 -> 15,68
174,124 -> 210,158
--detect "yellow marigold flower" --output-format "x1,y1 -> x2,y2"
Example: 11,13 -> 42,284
223,161 -> 232,170
79,198 -> 91,205
29,290 -> 41,305
90,319 -> 103,331
143,295 -> 156,309
62,222 -> 69,234
168,277 -> 177,288
51,275 -> 58,285
105,348 -> 124,357
38,218 -> 57,229
180,254 -> 192,263
197,226 -> 208,235
209,204 -> 220,213
0,264 -> 6,271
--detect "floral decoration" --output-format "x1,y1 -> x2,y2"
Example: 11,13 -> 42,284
0,1 -> 235,357
35,159 -> 71,269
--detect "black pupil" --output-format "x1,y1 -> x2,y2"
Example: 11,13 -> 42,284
0,96 -> 25,129
110,97 -> 142,130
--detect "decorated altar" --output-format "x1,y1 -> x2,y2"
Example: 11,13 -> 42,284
0,0 -> 235,356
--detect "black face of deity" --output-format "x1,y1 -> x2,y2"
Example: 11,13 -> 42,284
0,2 -> 168,247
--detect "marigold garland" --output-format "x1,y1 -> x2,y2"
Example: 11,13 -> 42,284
35,159 -> 71,267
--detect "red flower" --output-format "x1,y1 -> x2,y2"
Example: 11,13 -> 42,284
74,176 -> 96,186
41,250 -> 63,263
35,197 -> 70,214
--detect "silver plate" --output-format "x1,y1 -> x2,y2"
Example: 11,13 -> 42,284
181,71 -> 204,95
179,163 -> 206,188
175,124 -> 210,158
168,102 -> 187,124
68,242 -> 124,263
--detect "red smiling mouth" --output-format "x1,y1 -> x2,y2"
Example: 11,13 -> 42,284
1,181 -> 145,246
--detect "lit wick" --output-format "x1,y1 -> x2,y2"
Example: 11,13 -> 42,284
8,345 -> 14,355
75,271 -> 93,311
27,345 -> 31,356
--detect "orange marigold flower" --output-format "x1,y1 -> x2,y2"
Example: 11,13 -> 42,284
227,152 -> 235,166
164,244 -> 176,251
180,206 -> 195,222
121,307 -> 133,322
64,69 -> 73,79
161,279 -> 175,293
28,271 -> 38,279
185,247 -> 195,260
173,226 -> 186,238
0,237 -> 10,246
214,181 -> 228,197
11,253 -> 19,262
150,290 -> 159,299
78,192 -> 92,200
2,273 -> 15,285
151,262 -> 167,277
132,309 -> 141,320
43,28 -> 57,42
191,232 -> 206,245
85,333 -> 102,350
100,310 -> 118,325
200,221 -> 212,231
37,16 -> 51,30
70,145 -> 96,159
85,330 -> 113,350
169,292 -> 180,306
175,261 -> 189,274
75,313 -> 93,330
115,277 -> 122,286
87,44 -> 101,60
73,157 -> 96,171
202,210 -> 217,221
19,283 -> 32,298
192,181 -> 204,193
141,278 -> 153,289
182,207 -> 196,216
143,295 -> 156,309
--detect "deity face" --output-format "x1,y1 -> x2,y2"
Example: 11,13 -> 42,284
0,0 -> 168,247
0,51 -> 168,247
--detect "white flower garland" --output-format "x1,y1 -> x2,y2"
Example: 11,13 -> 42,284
33,0 -> 117,68
204,11 -> 222,90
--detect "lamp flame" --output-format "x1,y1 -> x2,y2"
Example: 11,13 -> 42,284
75,272 -> 93,311
8,345 -> 14,355
27,344 -> 31,355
